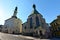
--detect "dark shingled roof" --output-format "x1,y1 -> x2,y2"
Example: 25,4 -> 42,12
29,4 -> 43,17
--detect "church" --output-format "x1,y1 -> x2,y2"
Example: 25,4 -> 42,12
22,4 -> 49,37
2,7 -> 22,34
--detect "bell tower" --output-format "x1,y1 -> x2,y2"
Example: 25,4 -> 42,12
12,7 -> 18,18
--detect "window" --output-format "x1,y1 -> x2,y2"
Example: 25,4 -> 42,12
24,26 -> 26,29
36,16 -> 40,27
58,27 -> 60,30
30,17 -> 33,28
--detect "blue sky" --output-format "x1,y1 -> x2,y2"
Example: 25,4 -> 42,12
0,0 -> 60,25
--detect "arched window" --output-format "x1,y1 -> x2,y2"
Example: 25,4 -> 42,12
24,26 -> 26,29
30,17 -> 33,28
36,16 -> 40,27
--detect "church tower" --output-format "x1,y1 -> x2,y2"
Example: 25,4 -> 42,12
12,7 -> 18,18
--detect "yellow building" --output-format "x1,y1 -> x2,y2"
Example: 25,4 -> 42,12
50,15 -> 60,37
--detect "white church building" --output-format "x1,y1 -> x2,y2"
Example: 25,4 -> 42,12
2,7 -> 22,34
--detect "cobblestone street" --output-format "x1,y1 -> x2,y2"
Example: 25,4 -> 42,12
0,32 -> 60,40
0,32 -> 39,40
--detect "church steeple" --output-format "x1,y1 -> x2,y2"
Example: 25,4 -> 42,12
13,7 -> 17,17
12,7 -> 18,18
29,4 -> 43,17
33,4 -> 36,9
32,4 -> 40,14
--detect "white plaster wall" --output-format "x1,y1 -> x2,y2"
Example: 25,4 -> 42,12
4,18 -> 22,33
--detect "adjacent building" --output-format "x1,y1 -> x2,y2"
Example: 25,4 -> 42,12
22,4 -> 49,37
50,15 -> 60,37
2,7 -> 22,34
0,25 -> 3,32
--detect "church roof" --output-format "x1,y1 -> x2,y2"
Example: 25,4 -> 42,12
5,7 -> 20,21
29,4 -> 43,17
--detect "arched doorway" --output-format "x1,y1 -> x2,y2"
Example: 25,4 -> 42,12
12,31 -> 14,34
39,30 -> 43,36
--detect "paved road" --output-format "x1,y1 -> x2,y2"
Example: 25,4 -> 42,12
0,32 -> 39,40
0,32 -> 60,40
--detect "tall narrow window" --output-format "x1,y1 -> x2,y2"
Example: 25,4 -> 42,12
58,27 -> 60,31
24,26 -> 26,29
30,17 -> 33,28
36,16 -> 40,27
